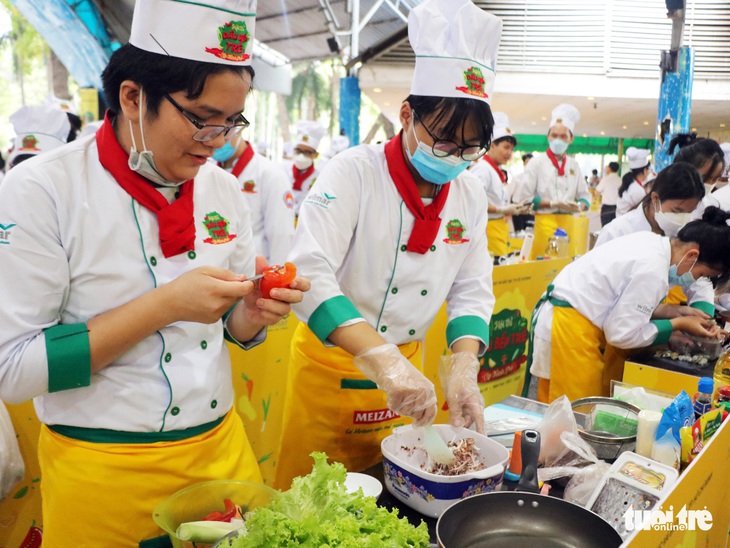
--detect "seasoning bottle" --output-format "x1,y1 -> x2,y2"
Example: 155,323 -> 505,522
712,349 -> 730,406
544,228 -> 569,258
692,377 -> 714,419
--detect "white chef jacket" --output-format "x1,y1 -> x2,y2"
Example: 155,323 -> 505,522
616,180 -> 646,217
288,162 -> 320,216
594,205 -> 715,312
596,172 -> 621,206
531,232 -> 673,379
691,185 -> 730,221
470,158 -> 507,219
513,153 -> 590,213
288,142 -> 495,352
0,134 -> 263,431
223,150 -> 295,264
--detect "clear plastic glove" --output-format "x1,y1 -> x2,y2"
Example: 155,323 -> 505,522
438,353 -> 485,433
500,204 -> 532,216
353,344 -> 437,426
553,200 -> 581,213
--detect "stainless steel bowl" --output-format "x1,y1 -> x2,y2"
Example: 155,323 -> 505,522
571,397 -> 641,461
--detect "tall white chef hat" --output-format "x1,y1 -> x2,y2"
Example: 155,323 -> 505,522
626,147 -> 651,169
408,0 -> 502,105
130,0 -> 257,65
491,112 -> 515,143
8,105 -> 71,167
294,121 -> 326,151
720,142 -> 730,178
549,103 -> 580,134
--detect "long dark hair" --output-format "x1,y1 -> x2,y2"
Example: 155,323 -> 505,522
669,133 -> 725,182
678,206 -> 730,286
641,161 -> 704,207
618,165 -> 649,197
404,95 -> 494,148
101,44 -> 255,118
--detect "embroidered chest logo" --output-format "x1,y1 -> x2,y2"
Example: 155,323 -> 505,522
0,223 -> 15,245
455,67 -> 488,99
202,212 -> 236,245
444,219 -> 470,245
205,20 -> 250,62
242,180 -> 256,193
20,135 -> 40,151
284,191 -> 294,209
569,169 -> 575,175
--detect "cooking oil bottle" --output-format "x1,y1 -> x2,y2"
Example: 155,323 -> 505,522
712,348 -> 730,407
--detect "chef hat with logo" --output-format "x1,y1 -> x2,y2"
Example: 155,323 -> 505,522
626,147 -> 651,169
549,103 -> 580,135
720,142 -> 730,178
8,105 -> 71,167
294,121 -> 326,151
409,0 -> 502,105
491,112 -> 515,144
130,0 -> 257,66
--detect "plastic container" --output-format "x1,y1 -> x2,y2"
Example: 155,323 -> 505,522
693,377 -> 714,419
544,228 -> 570,258
668,333 -> 725,360
713,349 -> 730,406
152,480 -> 276,548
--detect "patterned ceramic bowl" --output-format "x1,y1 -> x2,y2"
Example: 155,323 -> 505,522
381,424 -> 509,518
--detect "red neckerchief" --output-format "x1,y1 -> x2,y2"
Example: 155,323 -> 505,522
226,141 -> 255,179
292,163 -> 315,191
483,155 -> 507,183
96,111 -> 195,258
385,131 -> 451,254
546,148 -> 567,176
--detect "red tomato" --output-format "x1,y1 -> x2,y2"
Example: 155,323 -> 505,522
259,262 -> 297,298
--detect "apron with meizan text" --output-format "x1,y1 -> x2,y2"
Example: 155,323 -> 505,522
273,323 -> 421,490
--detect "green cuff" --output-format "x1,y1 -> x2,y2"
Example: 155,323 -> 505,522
578,198 -> 591,210
651,319 -> 673,346
44,323 -> 92,393
309,295 -> 362,342
446,315 -> 490,352
531,197 -> 542,210
690,301 -> 715,316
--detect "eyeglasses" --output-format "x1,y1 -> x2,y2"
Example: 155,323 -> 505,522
413,110 -> 488,161
165,94 -> 250,143
293,147 -> 317,157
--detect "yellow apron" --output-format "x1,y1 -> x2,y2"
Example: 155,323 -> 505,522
543,306 -> 627,403
274,323 -> 421,490
664,286 -> 688,306
38,409 -> 260,547
487,218 -> 510,257
531,213 -> 573,260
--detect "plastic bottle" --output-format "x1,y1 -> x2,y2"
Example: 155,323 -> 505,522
692,376 -> 714,419
712,349 -> 730,406
544,228 -> 570,258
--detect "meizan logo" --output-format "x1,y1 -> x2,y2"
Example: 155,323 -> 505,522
0,223 -> 15,245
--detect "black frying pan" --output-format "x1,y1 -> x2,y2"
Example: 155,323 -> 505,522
436,430 -> 622,548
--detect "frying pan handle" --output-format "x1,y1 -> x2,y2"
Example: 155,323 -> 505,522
516,429 -> 541,493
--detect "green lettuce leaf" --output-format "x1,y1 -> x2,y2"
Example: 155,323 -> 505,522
230,452 -> 429,547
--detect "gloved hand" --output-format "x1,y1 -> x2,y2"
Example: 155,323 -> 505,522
353,344 -> 438,427
439,352 -> 485,433
552,200 -> 581,213
500,203 -> 532,216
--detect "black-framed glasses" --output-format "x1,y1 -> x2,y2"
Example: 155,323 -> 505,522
165,94 -> 250,143
413,110 -> 488,161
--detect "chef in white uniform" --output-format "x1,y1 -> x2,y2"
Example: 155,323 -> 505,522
513,103 -> 591,259
6,104 -> 71,169
214,132 -> 295,264
529,207 -> 730,403
288,120 -> 325,216
275,0 -> 500,488
470,112 -> 531,257
0,1 -> 308,545
615,147 -> 653,217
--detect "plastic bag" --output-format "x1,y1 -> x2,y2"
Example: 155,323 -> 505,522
0,400 -> 25,501
563,458 -> 612,507
536,395 -> 579,464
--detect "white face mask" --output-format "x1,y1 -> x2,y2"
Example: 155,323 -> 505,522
128,89 -> 186,188
654,200 -> 691,238
293,153 -> 313,171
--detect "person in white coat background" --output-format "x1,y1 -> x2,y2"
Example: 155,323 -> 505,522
213,130 -> 295,264
595,161 -> 621,226
469,112 -> 531,257
6,104 -> 71,169
513,103 -> 591,259
0,1 -> 309,544
528,206 -> 730,404
288,120 -> 325,216
616,147 -> 653,217
274,0 -> 499,488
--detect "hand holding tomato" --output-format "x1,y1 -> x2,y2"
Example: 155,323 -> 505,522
259,262 -> 297,298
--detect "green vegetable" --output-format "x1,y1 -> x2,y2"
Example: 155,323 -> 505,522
230,452 -> 429,547
176,520 -> 240,542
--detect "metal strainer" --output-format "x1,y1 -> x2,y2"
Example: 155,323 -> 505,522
570,397 -> 641,461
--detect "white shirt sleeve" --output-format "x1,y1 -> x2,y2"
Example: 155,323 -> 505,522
260,162 -> 295,265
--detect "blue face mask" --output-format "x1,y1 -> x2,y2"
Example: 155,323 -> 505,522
668,251 -> 698,288
405,123 -> 471,185
212,141 -> 237,163
548,138 -> 570,155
